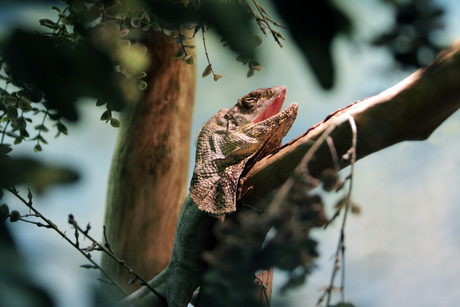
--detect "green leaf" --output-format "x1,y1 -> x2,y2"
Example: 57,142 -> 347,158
184,55 -> 195,65
100,110 -> 111,121
61,14 -> 76,25
51,6 -> 62,14
35,124 -> 49,132
39,19 -> 58,30
151,23 -> 162,31
10,210 -> 20,222
0,144 -> 12,154
56,122 -> 68,136
236,55 -> 250,64
110,118 -> 120,128
96,99 -> 106,107
202,64 -> 212,78
249,60 -> 263,71
3,96 -> 17,106
134,71 -> 147,79
174,47 -> 185,59
138,81 -> 148,90
130,18 -> 142,28
39,135 -> 48,144
103,0 -> 121,18
246,69 -> 254,78
34,144 -> 42,152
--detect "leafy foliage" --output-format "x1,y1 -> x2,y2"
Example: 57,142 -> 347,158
373,0 -> 445,68
272,0 -> 351,89
200,180 -> 328,306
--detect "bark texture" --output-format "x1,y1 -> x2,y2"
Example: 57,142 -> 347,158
102,30 -> 196,295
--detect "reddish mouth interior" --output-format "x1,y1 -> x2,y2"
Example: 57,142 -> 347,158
252,89 -> 286,124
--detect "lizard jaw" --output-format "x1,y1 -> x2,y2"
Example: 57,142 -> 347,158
252,86 -> 287,124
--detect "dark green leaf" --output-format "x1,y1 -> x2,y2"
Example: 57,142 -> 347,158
39,19 -> 58,30
9,210 -> 20,222
202,64 -> 212,78
55,122 -> 68,136
134,71 -> 147,79
34,124 -> 49,132
3,96 -> 17,106
51,6 -> 62,14
0,144 -> 12,154
174,47 -> 185,59
138,81 -> 147,90
96,99 -> 106,107
249,60 -> 263,71
184,55 -> 195,65
110,118 -> 120,128
100,110 -> 111,121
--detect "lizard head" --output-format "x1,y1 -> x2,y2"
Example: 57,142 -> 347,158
224,86 -> 298,143
225,86 -> 297,133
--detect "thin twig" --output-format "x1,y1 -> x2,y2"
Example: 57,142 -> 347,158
5,187 -> 128,296
68,216 -> 167,303
323,116 -> 358,306
201,27 -> 220,79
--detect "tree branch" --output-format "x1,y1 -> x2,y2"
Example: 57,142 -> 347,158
239,38 -> 460,207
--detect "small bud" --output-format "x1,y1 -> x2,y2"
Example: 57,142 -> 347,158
351,204 -> 361,214
128,276 -> 138,285
213,74 -> 223,81
321,169 -> 339,192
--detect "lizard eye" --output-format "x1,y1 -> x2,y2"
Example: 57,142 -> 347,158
242,96 -> 258,109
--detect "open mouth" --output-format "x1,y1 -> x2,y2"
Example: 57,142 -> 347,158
252,87 -> 287,124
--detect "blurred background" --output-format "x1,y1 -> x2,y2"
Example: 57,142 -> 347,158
2,1 -> 460,306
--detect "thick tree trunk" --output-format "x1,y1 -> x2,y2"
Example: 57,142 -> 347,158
102,30 -> 196,296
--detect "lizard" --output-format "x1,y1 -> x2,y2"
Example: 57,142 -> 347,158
118,85 -> 298,307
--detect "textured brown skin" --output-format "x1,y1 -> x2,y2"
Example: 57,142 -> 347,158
190,86 -> 298,218
119,86 -> 298,307
102,30 -> 196,297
